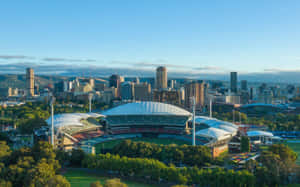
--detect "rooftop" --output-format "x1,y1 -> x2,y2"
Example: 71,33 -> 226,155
103,101 -> 192,116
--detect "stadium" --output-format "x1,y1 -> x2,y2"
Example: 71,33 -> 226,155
102,102 -> 192,135
46,101 -> 238,156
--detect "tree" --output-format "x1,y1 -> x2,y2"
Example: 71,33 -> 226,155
104,178 -> 127,187
29,159 -> 56,187
258,151 -> 282,185
90,181 -> 103,187
18,117 -> 48,134
55,149 -> 70,166
240,136 -> 250,153
46,175 -> 70,187
0,141 -> 11,161
0,180 -> 12,187
70,149 -> 85,166
268,144 -> 297,163
32,141 -> 60,173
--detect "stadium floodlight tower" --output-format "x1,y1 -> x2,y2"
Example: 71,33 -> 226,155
192,96 -> 196,146
88,93 -> 93,113
50,96 -> 56,147
209,99 -> 212,118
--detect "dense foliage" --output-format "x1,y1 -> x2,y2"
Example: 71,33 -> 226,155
112,140 -> 212,167
246,144 -> 299,186
90,178 -> 128,187
0,141 -> 70,187
82,153 -> 255,186
213,111 -> 300,131
240,136 -> 250,153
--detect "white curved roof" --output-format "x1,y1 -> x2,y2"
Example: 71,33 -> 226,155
196,127 -> 232,141
46,113 -> 104,129
194,116 -> 238,135
247,131 -> 273,137
103,102 -> 192,116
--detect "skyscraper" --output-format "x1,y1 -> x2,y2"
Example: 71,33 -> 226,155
184,81 -> 206,110
153,89 -> 181,106
109,74 -> 121,98
26,68 -> 34,96
230,72 -> 238,93
120,82 -> 134,100
134,83 -> 151,101
109,74 -> 121,88
241,80 -> 248,91
156,66 -> 167,90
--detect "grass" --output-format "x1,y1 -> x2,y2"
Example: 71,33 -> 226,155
64,168 -> 157,187
95,137 -> 190,154
284,140 -> 300,165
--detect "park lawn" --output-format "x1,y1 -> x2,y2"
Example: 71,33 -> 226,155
284,140 -> 300,165
95,137 -> 190,154
64,168 -> 157,187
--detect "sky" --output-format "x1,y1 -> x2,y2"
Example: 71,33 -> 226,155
0,0 -> 300,75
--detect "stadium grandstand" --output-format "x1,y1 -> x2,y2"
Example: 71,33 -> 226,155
45,113 -> 104,150
102,101 -> 192,135
192,116 -> 239,157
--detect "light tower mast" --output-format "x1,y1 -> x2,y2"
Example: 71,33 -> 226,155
192,96 -> 196,146
209,99 -> 212,118
50,96 -> 56,147
88,93 -> 93,113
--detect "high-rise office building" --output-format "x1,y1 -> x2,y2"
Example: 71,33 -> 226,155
168,80 -> 176,89
230,72 -> 238,93
156,66 -> 167,90
26,68 -> 35,96
109,74 -> 121,97
134,83 -> 151,101
184,81 -> 206,110
241,80 -> 248,91
120,82 -> 134,100
250,87 -> 254,100
109,74 -> 121,88
153,89 -> 181,106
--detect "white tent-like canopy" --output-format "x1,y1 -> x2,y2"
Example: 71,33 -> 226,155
46,113 -> 104,129
196,127 -> 232,141
194,116 -> 238,137
247,131 -> 273,137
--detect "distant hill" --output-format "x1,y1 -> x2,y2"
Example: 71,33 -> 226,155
0,74 -> 67,89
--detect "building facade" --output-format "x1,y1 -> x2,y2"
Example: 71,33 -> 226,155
153,89 -> 181,106
156,66 -> 167,90
26,68 -> 35,97
121,82 -> 135,100
230,72 -> 237,93
134,83 -> 151,101
184,81 -> 206,110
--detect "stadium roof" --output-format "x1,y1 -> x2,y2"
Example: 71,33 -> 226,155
102,101 -> 192,116
46,113 -> 103,129
247,130 -> 274,137
194,116 -> 238,134
196,127 -> 232,141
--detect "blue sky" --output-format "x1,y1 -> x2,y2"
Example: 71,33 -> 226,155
0,0 -> 300,74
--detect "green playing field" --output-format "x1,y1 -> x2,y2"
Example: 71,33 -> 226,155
64,168 -> 157,187
285,140 -> 300,165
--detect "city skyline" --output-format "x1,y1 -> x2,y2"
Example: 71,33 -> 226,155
0,0 -> 300,74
